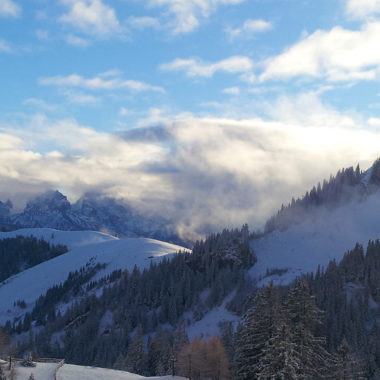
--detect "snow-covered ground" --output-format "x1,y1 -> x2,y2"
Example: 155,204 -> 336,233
0,361 -> 187,380
1,362 -> 57,380
185,290 -> 240,341
0,228 -> 117,249
250,191 -> 380,286
58,364 -> 186,380
0,228 -> 187,324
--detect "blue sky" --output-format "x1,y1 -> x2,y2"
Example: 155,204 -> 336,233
1,0 -> 380,238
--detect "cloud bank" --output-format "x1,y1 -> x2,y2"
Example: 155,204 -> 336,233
1,100 -> 379,240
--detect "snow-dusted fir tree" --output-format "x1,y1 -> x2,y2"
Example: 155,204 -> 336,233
286,279 -> 332,378
235,281 -> 281,380
125,325 -> 147,375
256,322 -> 301,379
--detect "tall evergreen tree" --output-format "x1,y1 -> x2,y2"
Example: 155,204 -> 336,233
235,281 -> 281,379
256,322 -> 301,379
286,279 -> 332,379
125,325 -> 147,375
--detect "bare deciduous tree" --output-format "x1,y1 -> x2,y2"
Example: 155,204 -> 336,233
176,335 -> 230,380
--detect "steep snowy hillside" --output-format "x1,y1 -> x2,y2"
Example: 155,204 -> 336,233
250,185 -> 380,286
5,191 -> 182,244
0,228 -> 187,324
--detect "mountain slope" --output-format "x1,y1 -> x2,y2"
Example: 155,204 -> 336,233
0,228 -> 187,324
250,160 -> 380,286
5,191 -> 182,244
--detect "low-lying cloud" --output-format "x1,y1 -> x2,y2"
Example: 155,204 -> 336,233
1,99 -> 380,240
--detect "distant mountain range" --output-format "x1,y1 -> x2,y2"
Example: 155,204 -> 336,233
0,190 -> 183,245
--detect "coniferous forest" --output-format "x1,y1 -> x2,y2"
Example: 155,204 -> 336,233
3,165 -> 380,378
3,226 -> 380,378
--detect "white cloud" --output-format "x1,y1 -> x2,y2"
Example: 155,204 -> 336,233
160,56 -> 253,77
223,86 -> 240,95
127,16 -> 160,30
266,92 -> 359,129
60,0 -> 121,37
0,0 -> 20,18
260,22 -> 380,82
346,0 -> 380,20
148,0 -> 245,34
1,100 -> 380,240
119,107 -> 129,116
368,117 -> 380,127
65,34 -> 91,47
39,73 -> 165,93
99,69 -> 123,78
0,38 -> 11,52
63,91 -> 100,105
226,19 -> 273,39
36,30 -> 50,41
23,98 -> 58,112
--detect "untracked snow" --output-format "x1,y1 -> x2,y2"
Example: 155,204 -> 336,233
250,191 -> 380,286
58,364 -> 186,380
1,361 -> 187,380
6,362 -> 57,380
0,228 -> 187,324
185,290 -> 240,341
0,227 -> 117,249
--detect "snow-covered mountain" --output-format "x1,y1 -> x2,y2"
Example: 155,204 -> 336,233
250,159 -> 380,286
4,191 -> 182,245
0,228 -> 187,324
3,159 -> 380,373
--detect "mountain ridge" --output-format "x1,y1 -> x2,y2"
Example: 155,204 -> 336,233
0,191 -> 183,245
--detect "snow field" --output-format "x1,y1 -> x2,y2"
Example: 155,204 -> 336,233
0,228 -> 187,324
1,361 -> 187,380
57,364 -> 187,380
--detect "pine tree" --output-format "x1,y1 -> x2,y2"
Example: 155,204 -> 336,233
286,279 -> 332,379
235,281 -> 281,380
256,321 -> 301,379
125,325 -> 147,375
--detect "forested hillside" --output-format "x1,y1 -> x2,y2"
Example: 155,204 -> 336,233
3,162 -> 380,378
264,162 -> 377,233
0,236 -> 67,283
2,226 -> 254,376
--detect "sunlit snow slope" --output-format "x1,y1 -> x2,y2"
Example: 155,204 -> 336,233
0,228 -> 187,324
250,191 -> 380,286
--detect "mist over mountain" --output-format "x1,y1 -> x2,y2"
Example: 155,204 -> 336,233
3,158 -> 380,378
0,191 -> 182,245
263,159 -> 380,234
